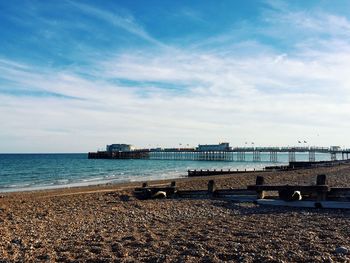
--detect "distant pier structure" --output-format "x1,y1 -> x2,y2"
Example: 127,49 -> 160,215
88,143 -> 350,163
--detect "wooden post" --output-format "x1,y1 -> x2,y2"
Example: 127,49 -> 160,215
316,174 -> 327,185
256,176 -> 265,199
316,174 -> 327,201
208,180 -> 216,196
171,181 -> 176,187
256,176 -> 265,185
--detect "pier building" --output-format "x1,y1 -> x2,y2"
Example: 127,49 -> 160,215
197,143 -> 231,151
106,144 -> 135,152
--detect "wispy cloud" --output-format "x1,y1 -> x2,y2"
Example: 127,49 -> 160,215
68,1 -> 163,46
2,1 -> 350,152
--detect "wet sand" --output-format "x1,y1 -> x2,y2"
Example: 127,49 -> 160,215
1,165 -> 350,262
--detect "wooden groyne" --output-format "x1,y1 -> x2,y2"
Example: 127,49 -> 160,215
187,169 -> 269,177
133,180 -> 257,202
134,174 -> 350,208
248,174 -> 350,208
187,159 -> 350,177
289,159 -> 350,168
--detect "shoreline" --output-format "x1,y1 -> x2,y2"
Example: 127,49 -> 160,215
2,162 -> 350,198
0,153 -> 275,194
0,174 -> 188,194
2,158 -> 346,195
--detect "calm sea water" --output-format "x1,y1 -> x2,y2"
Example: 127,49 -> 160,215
0,153 -> 333,193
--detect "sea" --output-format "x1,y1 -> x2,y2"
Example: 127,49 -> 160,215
0,153 -> 334,193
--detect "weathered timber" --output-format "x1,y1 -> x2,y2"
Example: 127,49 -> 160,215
247,185 -> 329,192
327,188 -> 350,201
316,174 -> 327,185
289,160 -> 350,168
188,169 -> 268,177
214,189 -> 257,195
316,174 -> 327,201
257,199 -> 350,209
249,174 -> 332,201
257,199 -> 318,208
255,176 -> 265,199
176,190 -> 210,198
134,174 -> 350,205
214,189 -> 257,201
320,201 -> 350,209
208,180 -> 216,195
134,182 -> 177,200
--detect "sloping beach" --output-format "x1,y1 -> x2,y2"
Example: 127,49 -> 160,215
1,165 -> 350,262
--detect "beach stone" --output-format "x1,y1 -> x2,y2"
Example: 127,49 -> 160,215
90,246 -> 102,254
335,246 -> 348,255
111,242 -> 128,257
37,254 -> 50,260
119,195 -> 130,201
11,238 -> 22,245
323,256 -> 333,263
33,240 -> 42,248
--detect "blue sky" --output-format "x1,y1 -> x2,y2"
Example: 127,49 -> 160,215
1,0 -> 350,152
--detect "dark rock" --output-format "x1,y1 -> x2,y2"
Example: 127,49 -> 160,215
90,246 -> 102,254
111,242 -> 128,257
119,195 -> 130,202
335,246 -> 348,255
37,254 -> 50,260
11,238 -> 22,245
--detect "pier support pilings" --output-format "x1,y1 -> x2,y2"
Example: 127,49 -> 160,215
253,151 -> 261,162
288,151 -> 296,162
309,150 -> 316,162
270,151 -> 278,162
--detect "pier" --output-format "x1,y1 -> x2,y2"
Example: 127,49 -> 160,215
88,144 -> 350,163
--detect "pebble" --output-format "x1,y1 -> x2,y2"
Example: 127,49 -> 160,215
11,238 -> 22,245
335,246 -> 348,255
90,246 -> 102,254
37,254 -> 50,260
1,169 -> 350,262
119,195 -> 130,201
111,242 -> 128,257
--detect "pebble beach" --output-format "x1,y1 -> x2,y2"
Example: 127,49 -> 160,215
1,165 -> 350,262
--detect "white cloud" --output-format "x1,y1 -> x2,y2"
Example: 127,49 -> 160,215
2,6 -> 350,152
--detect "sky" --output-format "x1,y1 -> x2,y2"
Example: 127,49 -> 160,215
1,0 -> 350,152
